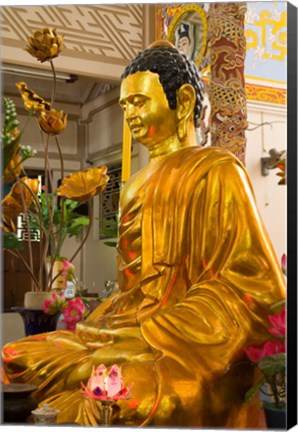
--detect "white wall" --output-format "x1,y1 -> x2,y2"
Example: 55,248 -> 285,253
1,313 -> 25,347
245,101 -> 287,262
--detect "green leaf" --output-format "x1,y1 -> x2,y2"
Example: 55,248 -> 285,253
70,217 -> 90,228
100,227 -> 117,237
245,377 -> 266,402
104,241 -> 118,248
3,232 -> 24,250
99,215 -> 118,239
259,354 -> 286,376
64,199 -> 79,210
270,300 -> 286,313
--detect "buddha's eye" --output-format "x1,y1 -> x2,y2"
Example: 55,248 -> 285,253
133,96 -> 148,107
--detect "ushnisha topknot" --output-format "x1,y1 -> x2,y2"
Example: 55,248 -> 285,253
121,42 -> 204,127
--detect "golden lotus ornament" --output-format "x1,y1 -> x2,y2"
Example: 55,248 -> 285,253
16,82 -> 51,113
1,177 -> 39,226
38,109 -> 68,135
3,149 -> 22,184
26,27 -> 64,63
57,166 -> 109,202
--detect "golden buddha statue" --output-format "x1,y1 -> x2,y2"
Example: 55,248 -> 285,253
2,43 -> 285,428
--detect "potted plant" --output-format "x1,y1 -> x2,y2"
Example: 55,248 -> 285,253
42,260 -> 91,332
243,300 -> 286,428
1,27 -> 109,316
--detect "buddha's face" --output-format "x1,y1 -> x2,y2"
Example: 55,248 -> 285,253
119,71 -> 177,147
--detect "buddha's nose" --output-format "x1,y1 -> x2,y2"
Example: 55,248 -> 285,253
126,103 -> 137,119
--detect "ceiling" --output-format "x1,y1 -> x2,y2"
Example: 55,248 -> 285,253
2,64 -> 118,106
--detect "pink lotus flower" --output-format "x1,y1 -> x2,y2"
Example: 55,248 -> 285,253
80,364 -> 134,401
262,339 -> 285,357
243,302 -> 286,410
43,293 -> 66,315
268,307 -> 286,338
243,345 -> 266,363
62,297 -> 86,330
244,339 -> 285,364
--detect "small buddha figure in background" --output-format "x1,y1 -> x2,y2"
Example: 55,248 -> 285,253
175,21 -> 194,59
2,42 -> 285,428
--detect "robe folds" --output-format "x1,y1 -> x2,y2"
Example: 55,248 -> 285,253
2,146 -> 285,427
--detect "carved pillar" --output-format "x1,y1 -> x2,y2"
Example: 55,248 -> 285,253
208,3 -> 248,164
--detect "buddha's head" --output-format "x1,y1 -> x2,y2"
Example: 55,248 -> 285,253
119,42 -> 204,152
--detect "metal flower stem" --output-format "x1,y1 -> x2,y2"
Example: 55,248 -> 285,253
68,199 -> 93,264
16,176 -> 34,291
5,177 -> 46,291
53,134 -> 65,261
43,131 -> 55,288
50,60 -> 57,107
99,400 -> 114,426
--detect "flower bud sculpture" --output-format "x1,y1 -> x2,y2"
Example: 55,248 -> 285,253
38,108 -> 68,135
26,27 -> 64,63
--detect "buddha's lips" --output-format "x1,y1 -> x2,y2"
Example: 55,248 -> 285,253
129,122 -> 143,132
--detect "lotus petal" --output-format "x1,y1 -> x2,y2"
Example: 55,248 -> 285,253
1,177 -> 39,226
38,109 -> 68,135
57,166 -> 109,202
16,82 -> 50,113
3,149 -> 22,184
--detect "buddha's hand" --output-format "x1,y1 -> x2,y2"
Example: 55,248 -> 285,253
66,326 -> 154,386
86,325 -> 143,347
76,321 -> 143,347
90,326 -> 155,365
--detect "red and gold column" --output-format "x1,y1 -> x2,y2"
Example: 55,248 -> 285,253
208,2 -> 248,164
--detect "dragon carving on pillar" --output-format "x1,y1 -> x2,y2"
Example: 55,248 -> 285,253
208,2 -> 248,164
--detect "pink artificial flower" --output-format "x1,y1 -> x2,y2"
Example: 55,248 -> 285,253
43,293 -> 66,315
262,339 -> 285,357
62,260 -> 75,281
244,339 -> 285,364
268,307 -> 286,338
281,254 -> 287,275
62,297 -> 86,330
243,345 -> 265,363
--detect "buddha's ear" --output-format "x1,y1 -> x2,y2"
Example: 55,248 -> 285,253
176,83 -> 196,140
176,83 -> 196,122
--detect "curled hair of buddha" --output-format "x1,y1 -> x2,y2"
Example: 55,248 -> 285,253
121,43 -> 204,127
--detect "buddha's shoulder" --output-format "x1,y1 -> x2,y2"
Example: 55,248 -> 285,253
166,145 -> 240,167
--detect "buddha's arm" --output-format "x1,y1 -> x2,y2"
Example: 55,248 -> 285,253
140,160 -> 285,372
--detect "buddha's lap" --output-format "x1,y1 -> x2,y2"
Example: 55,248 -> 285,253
4,329 -> 259,427
4,328 -> 155,386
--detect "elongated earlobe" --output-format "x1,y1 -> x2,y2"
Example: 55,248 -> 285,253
177,84 -> 196,140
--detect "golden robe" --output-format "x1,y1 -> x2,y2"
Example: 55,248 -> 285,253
2,146 -> 285,427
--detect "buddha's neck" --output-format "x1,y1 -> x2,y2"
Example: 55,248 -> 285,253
148,128 -> 196,160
